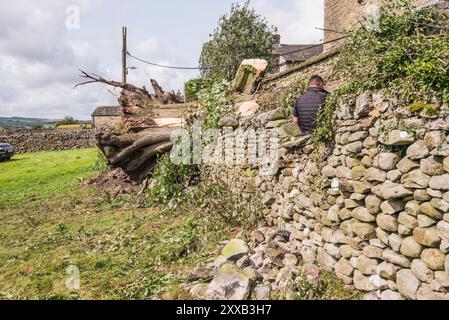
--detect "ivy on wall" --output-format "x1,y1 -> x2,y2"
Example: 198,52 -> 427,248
311,0 -> 449,147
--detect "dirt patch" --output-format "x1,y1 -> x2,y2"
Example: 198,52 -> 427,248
87,168 -> 141,196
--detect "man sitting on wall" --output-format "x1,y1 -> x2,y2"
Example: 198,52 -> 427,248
292,75 -> 329,135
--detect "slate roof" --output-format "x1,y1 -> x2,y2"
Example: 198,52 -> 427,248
272,44 -> 324,63
92,106 -> 123,117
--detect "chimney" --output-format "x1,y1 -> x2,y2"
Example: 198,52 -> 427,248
272,27 -> 281,48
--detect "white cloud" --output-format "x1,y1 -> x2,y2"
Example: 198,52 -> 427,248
0,0 -> 323,120
253,0 -> 324,44
125,37 -> 198,94
133,38 -> 164,58
0,0 -> 112,120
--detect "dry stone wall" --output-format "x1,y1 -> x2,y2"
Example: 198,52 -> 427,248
198,93 -> 449,300
0,128 -> 96,153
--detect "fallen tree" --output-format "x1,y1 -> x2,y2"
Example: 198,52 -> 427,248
76,71 -> 193,182
77,56 -> 267,183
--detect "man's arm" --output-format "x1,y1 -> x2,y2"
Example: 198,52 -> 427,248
292,100 -> 300,124
293,116 -> 299,124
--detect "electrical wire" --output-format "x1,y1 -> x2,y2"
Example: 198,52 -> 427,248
126,35 -> 347,71
127,52 -> 201,70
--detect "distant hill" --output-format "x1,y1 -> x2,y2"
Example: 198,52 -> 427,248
0,117 -> 91,129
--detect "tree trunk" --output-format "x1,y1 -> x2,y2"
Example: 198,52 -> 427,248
77,71 -> 195,183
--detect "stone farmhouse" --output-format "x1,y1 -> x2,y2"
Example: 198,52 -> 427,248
91,106 -> 123,129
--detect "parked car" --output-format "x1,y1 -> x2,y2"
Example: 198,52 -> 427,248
0,143 -> 14,161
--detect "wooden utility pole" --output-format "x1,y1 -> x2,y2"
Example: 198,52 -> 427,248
122,26 -> 128,83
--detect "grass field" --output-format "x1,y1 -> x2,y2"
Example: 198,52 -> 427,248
0,149 -> 233,300
0,149 -> 98,209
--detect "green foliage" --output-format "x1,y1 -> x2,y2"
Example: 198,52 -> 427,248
146,154 -> 197,206
198,78 -> 230,129
279,79 -> 308,116
312,0 -> 449,147
311,83 -> 357,147
181,183 -> 262,229
92,148 -> 109,173
184,78 -> 209,102
149,218 -> 203,263
409,100 -> 439,116
339,0 -> 449,103
199,0 -> 276,80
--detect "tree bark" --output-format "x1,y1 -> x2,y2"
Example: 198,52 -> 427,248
77,71 -> 194,183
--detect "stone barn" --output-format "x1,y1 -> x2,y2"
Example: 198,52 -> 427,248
91,106 -> 123,129
272,32 -> 324,72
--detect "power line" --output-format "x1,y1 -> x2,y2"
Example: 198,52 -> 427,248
127,52 -> 201,70
126,35 -> 347,71
314,27 -> 348,35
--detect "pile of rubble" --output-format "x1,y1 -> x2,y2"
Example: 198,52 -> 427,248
186,228 -> 324,300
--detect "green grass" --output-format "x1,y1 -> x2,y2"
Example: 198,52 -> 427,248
0,149 -> 232,300
0,149 -> 98,209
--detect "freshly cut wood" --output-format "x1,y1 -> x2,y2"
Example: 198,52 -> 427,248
77,71 -> 195,182
151,118 -> 185,128
76,71 -> 188,132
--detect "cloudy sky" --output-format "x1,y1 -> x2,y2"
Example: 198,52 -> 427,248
0,0 -> 324,120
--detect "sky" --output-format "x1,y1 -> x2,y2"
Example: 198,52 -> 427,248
0,0 -> 324,120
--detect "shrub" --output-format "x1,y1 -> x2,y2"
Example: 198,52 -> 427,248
182,183 -> 262,228
197,78 -> 230,129
199,1 -> 276,80
92,148 -> 109,173
146,154 -> 197,206
339,0 -> 449,103
185,78 -> 208,102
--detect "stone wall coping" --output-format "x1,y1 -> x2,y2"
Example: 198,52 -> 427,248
262,48 -> 341,84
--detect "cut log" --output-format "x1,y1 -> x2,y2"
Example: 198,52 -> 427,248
126,141 -> 174,172
109,132 -> 172,165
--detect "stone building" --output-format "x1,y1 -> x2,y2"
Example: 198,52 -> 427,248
271,32 -> 324,73
324,0 -> 449,51
91,106 -> 123,129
